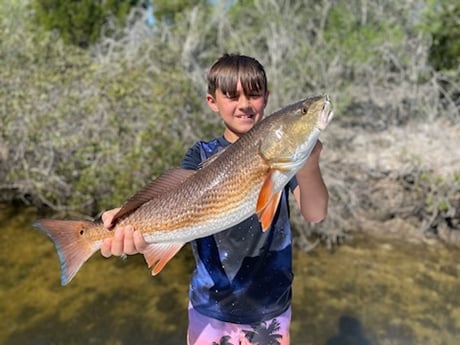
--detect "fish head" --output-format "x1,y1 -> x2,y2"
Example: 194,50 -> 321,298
259,95 -> 333,164
286,94 -> 333,135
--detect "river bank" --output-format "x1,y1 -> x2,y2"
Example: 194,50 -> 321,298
295,119 -> 460,251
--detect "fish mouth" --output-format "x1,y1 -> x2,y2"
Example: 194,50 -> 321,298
318,95 -> 333,130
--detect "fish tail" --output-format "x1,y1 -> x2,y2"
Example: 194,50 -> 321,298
33,219 -> 100,286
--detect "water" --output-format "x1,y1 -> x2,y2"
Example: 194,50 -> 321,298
1,204 -> 459,345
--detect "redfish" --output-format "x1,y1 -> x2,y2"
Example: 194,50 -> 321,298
33,95 -> 333,285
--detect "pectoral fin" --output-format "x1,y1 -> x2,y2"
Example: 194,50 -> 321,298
142,242 -> 185,275
256,171 -> 282,232
257,191 -> 282,231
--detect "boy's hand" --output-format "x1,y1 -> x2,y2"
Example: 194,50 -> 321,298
100,208 -> 148,257
101,207 -> 121,228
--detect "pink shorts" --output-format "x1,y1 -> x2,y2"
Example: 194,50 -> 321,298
187,303 -> 291,345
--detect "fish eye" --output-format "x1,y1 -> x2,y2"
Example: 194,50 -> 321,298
301,106 -> 308,114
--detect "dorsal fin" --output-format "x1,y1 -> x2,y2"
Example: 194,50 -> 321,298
112,168 -> 195,223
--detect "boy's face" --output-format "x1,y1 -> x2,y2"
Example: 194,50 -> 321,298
206,80 -> 269,143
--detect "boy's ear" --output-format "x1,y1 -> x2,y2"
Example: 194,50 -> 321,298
206,94 -> 219,112
264,91 -> 270,107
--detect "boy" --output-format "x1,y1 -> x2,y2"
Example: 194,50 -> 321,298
101,54 -> 328,344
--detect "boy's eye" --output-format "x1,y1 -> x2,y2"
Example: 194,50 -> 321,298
224,92 -> 239,99
223,92 -> 263,100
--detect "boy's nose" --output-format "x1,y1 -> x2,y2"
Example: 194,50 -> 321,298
238,95 -> 251,109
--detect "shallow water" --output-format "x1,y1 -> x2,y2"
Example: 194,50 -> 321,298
1,204 -> 459,345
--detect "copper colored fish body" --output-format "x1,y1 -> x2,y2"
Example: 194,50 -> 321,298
33,95 -> 333,285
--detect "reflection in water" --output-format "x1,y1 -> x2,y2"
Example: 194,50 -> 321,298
325,316 -> 371,345
1,205 -> 459,344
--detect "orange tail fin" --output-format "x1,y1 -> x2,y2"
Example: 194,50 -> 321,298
33,219 -> 100,286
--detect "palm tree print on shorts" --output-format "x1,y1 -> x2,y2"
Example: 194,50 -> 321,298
211,318 -> 283,345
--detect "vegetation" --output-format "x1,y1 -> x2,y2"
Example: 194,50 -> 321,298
0,0 -> 459,245
32,0 -> 140,47
421,1 -> 460,72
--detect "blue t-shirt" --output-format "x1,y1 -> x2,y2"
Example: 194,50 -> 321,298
181,136 -> 297,324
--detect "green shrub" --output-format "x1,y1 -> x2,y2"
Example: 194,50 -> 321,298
423,2 -> 460,72
32,0 -> 139,47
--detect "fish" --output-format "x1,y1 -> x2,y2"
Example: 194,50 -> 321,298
33,95 -> 334,285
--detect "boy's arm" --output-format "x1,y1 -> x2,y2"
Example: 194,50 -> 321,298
293,140 -> 328,224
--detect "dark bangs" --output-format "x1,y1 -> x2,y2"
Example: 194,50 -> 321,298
207,54 -> 267,97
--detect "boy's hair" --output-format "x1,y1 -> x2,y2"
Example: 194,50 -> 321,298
207,54 -> 268,98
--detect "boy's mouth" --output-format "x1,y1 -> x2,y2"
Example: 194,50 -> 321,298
236,114 -> 255,119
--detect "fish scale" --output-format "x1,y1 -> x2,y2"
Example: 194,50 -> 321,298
33,95 -> 333,285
